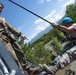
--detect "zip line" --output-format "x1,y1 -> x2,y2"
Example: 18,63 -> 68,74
9,0 -> 52,25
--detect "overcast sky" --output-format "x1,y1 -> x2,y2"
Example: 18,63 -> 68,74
0,0 -> 75,43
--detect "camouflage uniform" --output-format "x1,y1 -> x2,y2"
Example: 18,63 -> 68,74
0,16 -> 31,73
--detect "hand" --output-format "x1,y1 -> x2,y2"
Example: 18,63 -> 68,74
21,34 -> 28,40
51,23 -> 57,28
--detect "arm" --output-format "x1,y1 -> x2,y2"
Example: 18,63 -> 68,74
51,23 -> 75,33
5,22 -> 28,40
57,25 -> 75,33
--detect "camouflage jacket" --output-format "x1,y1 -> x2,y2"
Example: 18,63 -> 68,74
0,16 -> 21,40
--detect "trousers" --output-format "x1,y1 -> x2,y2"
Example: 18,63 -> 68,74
1,34 -> 31,74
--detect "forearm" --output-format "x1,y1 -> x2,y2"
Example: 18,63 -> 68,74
5,22 -> 28,40
51,23 -> 68,33
57,25 -> 69,33
5,22 -> 20,36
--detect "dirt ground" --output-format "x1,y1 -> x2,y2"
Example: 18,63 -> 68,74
56,64 -> 71,75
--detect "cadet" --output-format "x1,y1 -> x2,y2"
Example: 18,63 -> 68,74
0,3 -> 40,75
38,17 -> 76,75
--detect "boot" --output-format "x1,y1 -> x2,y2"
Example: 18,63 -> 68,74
27,66 -> 41,75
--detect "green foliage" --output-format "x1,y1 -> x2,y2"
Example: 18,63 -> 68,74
25,42 -> 52,64
66,2 -> 76,22
20,28 -> 65,64
51,29 -> 66,39
30,28 -> 65,47
20,2 -> 76,65
51,38 -> 63,53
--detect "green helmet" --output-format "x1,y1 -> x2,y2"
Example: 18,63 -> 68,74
62,17 -> 73,25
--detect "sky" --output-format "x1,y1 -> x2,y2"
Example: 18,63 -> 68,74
0,0 -> 75,43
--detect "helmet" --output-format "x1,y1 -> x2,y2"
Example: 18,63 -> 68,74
62,17 -> 73,25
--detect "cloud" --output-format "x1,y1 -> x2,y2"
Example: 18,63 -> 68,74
34,9 -> 65,32
47,0 -> 51,2
28,9 -> 64,42
35,0 -> 75,32
34,10 -> 57,32
38,0 -> 51,4
63,0 -> 75,8
35,10 -> 56,24
58,0 -> 63,2
57,0 -> 75,5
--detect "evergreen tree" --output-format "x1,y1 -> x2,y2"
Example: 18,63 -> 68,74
66,2 -> 76,22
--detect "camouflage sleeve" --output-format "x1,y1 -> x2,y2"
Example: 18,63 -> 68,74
5,21 -> 21,36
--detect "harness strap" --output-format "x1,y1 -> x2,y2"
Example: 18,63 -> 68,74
63,31 -> 76,45
71,37 -> 76,45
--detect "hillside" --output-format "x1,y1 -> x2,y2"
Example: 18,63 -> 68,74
24,28 -> 66,65
29,25 -> 52,44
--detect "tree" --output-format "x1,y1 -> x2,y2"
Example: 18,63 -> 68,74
26,42 -> 52,64
66,2 -> 76,22
52,29 -> 65,40
52,38 -> 63,53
